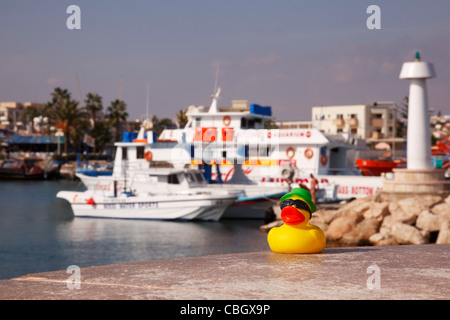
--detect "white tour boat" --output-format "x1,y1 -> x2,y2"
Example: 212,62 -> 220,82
156,87 -> 383,201
75,126 -> 289,219
57,168 -> 240,221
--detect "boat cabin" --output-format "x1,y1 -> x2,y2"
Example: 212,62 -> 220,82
127,168 -> 210,196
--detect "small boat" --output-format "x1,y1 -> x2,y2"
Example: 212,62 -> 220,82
0,158 -> 59,180
355,158 -> 406,176
57,168 -> 240,221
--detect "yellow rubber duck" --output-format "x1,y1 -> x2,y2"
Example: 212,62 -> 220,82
268,187 -> 326,254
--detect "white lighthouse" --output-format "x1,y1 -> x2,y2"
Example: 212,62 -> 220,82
399,52 -> 436,169
383,52 -> 449,194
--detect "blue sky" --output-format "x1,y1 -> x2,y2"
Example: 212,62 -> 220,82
1,0 -> 449,122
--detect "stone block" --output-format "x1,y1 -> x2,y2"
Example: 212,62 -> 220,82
416,210 -> 443,232
391,222 -> 427,245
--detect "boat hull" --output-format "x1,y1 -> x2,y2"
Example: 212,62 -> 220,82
355,159 -> 406,176
57,191 -> 237,221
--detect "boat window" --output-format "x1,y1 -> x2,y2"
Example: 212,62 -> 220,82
122,147 -> 128,160
136,146 -> 145,159
185,172 -> 194,183
194,172 -> 205,183
146,175 -> 158,183
259,146 -> 270,157
168,174 -> 180,184
241,118 -> 247,128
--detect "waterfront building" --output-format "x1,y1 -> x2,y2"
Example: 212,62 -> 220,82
310,102 -> 404,151
0,102 -> 45,132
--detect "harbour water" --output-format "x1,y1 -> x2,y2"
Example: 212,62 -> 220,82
0,180 -> 269,280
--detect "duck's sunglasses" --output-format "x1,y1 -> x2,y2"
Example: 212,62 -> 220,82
280,199 -> 312,216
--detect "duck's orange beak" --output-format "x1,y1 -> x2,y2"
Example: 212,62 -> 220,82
281,206 -> 305,225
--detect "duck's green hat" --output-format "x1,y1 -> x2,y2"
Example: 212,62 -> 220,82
280,188 -> 316,213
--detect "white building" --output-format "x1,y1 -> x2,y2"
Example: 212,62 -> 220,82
0,102 -> 44,132
311,102 -> 398,143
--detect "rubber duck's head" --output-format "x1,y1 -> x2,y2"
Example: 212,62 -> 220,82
280,188 -> 316,226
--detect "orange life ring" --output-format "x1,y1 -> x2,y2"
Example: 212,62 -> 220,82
320,154 -> 328,166
144,151 -> 153,162
223,116 -> 231,126
286,147 -> 295,159
304,148 -> 313,159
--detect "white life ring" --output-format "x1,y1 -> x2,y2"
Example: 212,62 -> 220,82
304,148 -> 313,159
286,147 -> 295,159
223,116 -> 231,126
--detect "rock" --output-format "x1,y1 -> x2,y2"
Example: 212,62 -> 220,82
388,198 -> 418,225
391,222 -> 427,245
445,194 -> 450,205
388,201 -> 414,225
369,233 -> 384,244
308,193 -> 449,247
353,218 -> 381,239
325,216 -> 356,241
380,215 -> 396,231
417,195 -> 443,207
431,202 -> 450,223
313,209 -> 339,224
376,236 -> 399,246
436,225 -> 450,244
338,199 -> 371,224
416,210 -> 443,232
369,232 -> 398,246
390,196 -> 442,225
341,218 -> 381,246
363,202 -> 389,221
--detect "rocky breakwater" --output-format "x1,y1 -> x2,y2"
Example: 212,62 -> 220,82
310,193 -> 450,246
262,192 -> 450,247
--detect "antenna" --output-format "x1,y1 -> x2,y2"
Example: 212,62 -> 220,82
213,61 -> 220,94
146,84 -> 150,119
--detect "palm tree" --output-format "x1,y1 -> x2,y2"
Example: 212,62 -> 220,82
149,116 -> 174,136
176,109 -> 188,128
84,92 -> 104,152
106,99 -> 128,142
158,118 -> 174,133
46,88 -> 89,153
84,92 -> 103,129
90,121 -> 112,154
